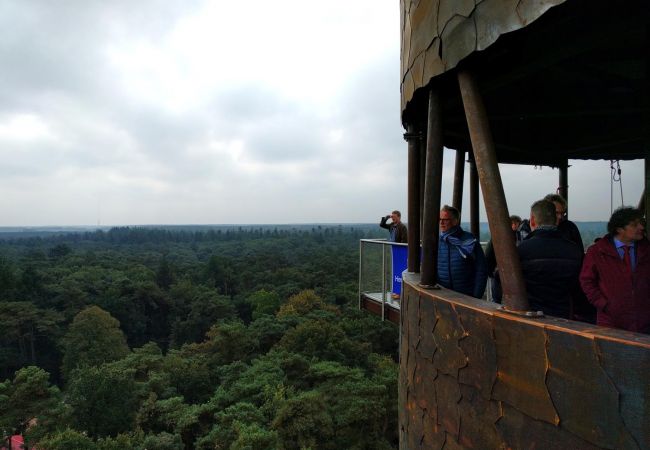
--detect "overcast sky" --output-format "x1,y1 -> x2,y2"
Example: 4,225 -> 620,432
0,1 -> 644,226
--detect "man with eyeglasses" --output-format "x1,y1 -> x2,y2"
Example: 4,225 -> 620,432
580,207 -> 649,333
437,205 -> 487,299
544,193 -> 584,253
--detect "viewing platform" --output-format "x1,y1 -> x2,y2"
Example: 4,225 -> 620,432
358,239 -> 492,325
358,238 -> 405,324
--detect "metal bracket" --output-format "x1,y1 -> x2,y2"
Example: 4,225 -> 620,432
418,283 -> 441,290
403,131 -> 423,141
497,305 -> 544,318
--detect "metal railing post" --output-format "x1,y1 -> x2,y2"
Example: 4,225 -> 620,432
358,240 -> 363,310
381,244 -> 387,321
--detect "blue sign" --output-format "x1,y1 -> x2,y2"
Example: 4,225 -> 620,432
391,244 -> 408,296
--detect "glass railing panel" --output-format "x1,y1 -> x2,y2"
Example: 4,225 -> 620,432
359,239 -> 407,319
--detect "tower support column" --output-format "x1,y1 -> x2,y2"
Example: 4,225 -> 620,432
453,150 -> 466,213
458,70 -> 529,311
404,125 -> 422,273
420,88 -> 444,287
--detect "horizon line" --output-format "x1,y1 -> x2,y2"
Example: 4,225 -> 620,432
0,220 -> 608,229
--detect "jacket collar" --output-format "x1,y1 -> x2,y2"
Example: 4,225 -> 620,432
593,234 -> 649,259
441,225 -> 462,239
525,226 -> 559,240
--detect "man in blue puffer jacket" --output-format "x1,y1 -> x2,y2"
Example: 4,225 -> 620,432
437,205 -> 487,299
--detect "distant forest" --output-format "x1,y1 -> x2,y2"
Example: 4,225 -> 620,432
0,225 -> 398,449
0,220 -> 607,246
0,221 -> 607,448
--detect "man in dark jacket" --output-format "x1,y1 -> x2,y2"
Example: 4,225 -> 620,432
379,210 -> 408,243
437,205 -> 487,299
518,199 -> 583,318
544,193 -> 584,253
580,207 -> 650,333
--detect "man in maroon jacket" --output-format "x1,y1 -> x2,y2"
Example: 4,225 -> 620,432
580,207 -> 649,333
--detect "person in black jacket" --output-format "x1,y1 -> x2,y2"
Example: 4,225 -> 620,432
544,193 -> 584,253
518,199 -> 584,318
379,210 -> 408,243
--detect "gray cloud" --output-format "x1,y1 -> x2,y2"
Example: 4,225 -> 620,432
0,1 -> 642,226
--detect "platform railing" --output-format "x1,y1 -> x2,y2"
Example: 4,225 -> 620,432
358,239 -> 407,321
359,240 -> 492,321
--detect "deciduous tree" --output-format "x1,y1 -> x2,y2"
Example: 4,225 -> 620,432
61,306 -> 129,378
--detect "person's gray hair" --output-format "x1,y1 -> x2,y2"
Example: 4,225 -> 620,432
530,199 -> 556,226
441,205 -> 460,221
544,193 -> 567,209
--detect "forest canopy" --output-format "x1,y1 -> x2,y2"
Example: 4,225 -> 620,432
0,225 -> 398,449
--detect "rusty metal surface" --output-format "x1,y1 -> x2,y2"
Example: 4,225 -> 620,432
434,373 -> 462,439
545,329 -> 638,448
398,2 -> 649,448
558,161 -> 569,210
431,300 -> 467,379
597,338 -> 650,448
492,316 -> 559,424
457,307 -> 496,400
456,384 -> 501,448
406,125 -> 422,273
458,69 -> 529,311
416,289 -> 438,359
468,160 -> 479,239
399,272 -> 650,450
414,348 -> 437,412
497,403 -> 602,450
452,150 -> 465,213
402,1 -> 648,164
400,0 -> 566,110
420,89 -> 444,286
422,408 -> 446,449
398,288 -> 409,445
407,288 -> 421,350
419,137 -> 426,231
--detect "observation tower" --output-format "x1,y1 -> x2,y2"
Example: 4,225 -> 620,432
362,0 -> 650,448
